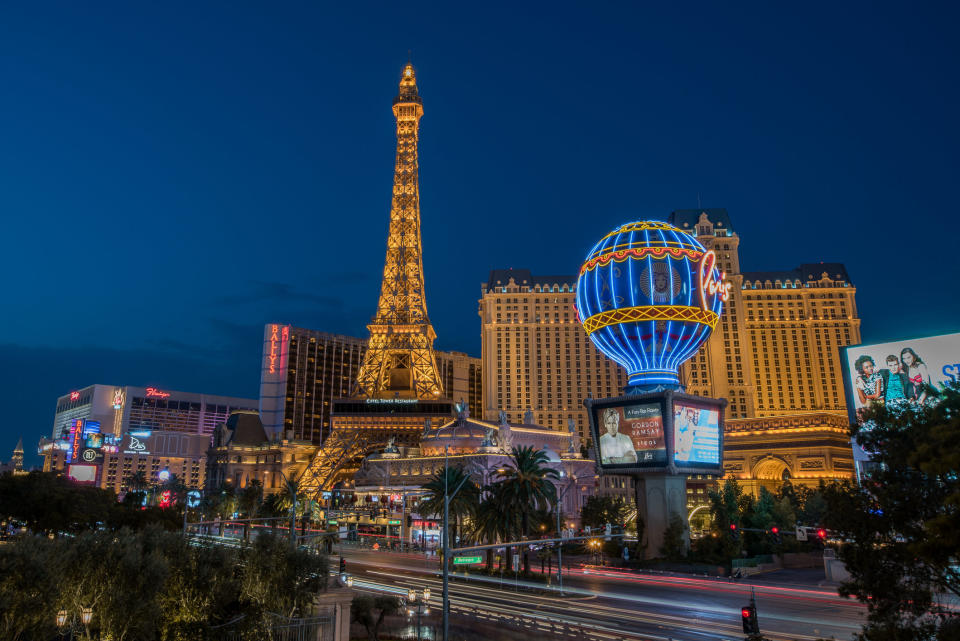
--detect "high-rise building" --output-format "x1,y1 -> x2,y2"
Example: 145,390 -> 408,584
668,210 -> 860,418
668,210 -> 756,419
258,323 -> 481,444
741,265 -> 858,415
478,269 -> 626,442
41,384 -> 256,491
482,210 -> 860,501
50,385 -> 258,440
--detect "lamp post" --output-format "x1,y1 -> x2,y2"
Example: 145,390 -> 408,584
56,606 -> 93,640
406,586 -> 431,641
442,445 -> 471,641
554,472 -> 578,595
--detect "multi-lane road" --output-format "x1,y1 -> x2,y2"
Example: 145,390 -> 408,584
340,547 -> 866,640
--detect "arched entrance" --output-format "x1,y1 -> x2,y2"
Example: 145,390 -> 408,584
752,456 -> 792,494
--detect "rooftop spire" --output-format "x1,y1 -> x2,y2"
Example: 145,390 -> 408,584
395,63 -> 421,105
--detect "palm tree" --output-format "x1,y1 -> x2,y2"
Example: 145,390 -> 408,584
123,470 -> 149,505
496,446 -> 559,573
419,466 -> 480,551
473,483 -> 520,571
238,479 -> 264,517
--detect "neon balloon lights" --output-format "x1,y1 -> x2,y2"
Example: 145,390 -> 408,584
576,220 -> 728,392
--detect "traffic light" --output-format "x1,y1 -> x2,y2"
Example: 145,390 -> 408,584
770,526 -> 781,545
817,528 -> 827,540
729,523 -> 740,541
741,604 -> 759,633
339,558 -> 346,574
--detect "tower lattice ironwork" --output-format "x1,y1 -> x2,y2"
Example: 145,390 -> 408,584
299,64 -> 451,495
355,62 -> 444,400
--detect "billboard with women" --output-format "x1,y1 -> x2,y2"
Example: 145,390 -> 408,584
841,332 -> 960,425
672,401 -> 721,467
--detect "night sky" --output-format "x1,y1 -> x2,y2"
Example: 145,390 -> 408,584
3,2 -> 958,466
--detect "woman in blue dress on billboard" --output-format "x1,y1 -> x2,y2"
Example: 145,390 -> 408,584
901,347 -> 932,404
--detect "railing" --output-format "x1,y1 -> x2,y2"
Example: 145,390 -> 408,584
450,604 -> 648,641
208,613 -> 334,641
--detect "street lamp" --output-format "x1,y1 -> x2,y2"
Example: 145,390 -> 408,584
554,472 -> 578,594
406,587 -> 430,641
56,606 -> 93,640
589,539 -> 601,565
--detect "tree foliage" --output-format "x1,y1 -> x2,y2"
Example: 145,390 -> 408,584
0,527 -> 328,640
580,494 -> 630,532
351,594 -> 400,641
821,385 -> 960,640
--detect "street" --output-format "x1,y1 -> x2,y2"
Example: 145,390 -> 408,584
340,546 -> 866,641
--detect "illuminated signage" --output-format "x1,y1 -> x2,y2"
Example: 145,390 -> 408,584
68,419 -> 84,463
595,402 -> 666,468
129,429 -> 152,438
67,464 -> 98,485
113,388 -> 125,410
269,324 -> 280,374
365,398 -> 419,404
388,519 -> 401,525
124,435 -> 150,455
698,250 -> 731,311
672,401 -> 721,466
842,332 -> 960,425
145,387 -> 171,398
268,324 -> 291,375
70,391 -> 81,401
587,392 -> 725,474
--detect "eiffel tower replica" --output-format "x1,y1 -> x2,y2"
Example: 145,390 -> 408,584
298,63 -> 453,494
355,62 -> 444,399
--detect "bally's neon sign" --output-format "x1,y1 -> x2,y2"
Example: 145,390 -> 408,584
268,324 -> 289,374
698,250 -> 731,311
145,387 -> 171,398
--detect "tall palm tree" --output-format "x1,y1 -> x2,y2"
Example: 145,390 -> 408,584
238,479 -> 264,517
496,446 -> 559,573
124,470 -> 149,499
419,466 -> 480,551
473,483 -> 520,571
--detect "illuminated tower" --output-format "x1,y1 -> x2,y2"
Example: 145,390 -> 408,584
355,63 -> 444,400
12,437 -> 23,473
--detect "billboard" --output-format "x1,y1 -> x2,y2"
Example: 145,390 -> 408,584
672,401 -> 721,467
594,401 -> 666,468
67,464 -> 98,485
841,332 -> 960,425
586,392 -> 725,474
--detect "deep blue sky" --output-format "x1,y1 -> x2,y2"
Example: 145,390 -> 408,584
3,2 -> 958,466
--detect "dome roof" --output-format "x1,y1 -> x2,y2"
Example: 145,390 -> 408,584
421,418 -> 497,455
424,418 -> 490,441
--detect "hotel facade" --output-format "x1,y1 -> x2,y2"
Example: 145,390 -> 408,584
481,209 -> 860,501
258,324 -> 481,445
